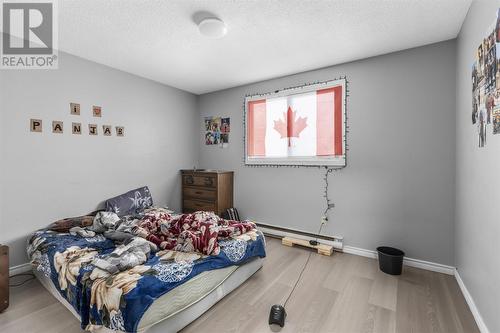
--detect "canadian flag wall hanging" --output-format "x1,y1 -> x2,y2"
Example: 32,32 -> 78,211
245,78 -> 346,166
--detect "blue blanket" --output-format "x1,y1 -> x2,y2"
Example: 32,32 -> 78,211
28,227 -> 266,332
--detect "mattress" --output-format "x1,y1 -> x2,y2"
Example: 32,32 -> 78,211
34,257 -> 264,332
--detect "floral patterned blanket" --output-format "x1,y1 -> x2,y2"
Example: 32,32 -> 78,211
135,209 -> 257,255
27,211 -> 266,332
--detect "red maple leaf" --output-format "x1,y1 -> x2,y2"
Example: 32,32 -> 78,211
273,106 -> 308,146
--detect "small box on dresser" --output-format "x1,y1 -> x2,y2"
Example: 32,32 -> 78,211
181,170 -> 233,216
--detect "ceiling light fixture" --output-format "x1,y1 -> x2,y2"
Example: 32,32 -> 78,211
198,17 -> 227,39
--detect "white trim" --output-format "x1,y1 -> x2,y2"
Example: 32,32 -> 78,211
454,269 -> 489,333
342,246 -> 377,259
9,262 -> 32,277
342,245 -> 455,275
246,155 -> 346,167
403,256 -> 455,275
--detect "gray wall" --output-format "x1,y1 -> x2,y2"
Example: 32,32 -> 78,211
198,41 -> 457,265
0,52 -> 199,267
0,37 -> 459,270
456,1 -> 500,332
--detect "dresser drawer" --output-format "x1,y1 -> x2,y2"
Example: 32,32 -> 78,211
183,187 -> 216,201
183,199 -> 216,212
182,175 -> 216,188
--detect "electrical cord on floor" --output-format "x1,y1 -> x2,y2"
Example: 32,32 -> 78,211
9,273 -> 35,287
283,250 -> 313,308
282,167 -> 340,307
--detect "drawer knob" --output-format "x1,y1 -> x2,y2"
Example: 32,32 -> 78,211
185,176 -> 194,185
204,177 -> 214,186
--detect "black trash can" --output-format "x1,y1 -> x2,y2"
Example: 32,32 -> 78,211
377,246 -> 405,275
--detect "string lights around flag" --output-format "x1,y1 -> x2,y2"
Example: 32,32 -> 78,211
242,76 -> 349,168
241,75 -> 349,222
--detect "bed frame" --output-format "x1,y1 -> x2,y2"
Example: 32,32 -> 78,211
33,258 -> 263,333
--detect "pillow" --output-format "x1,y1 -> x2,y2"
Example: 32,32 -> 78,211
48,215 -> 95,233
105,186 -> 153,216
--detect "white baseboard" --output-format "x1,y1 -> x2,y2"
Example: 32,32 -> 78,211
9,262 -> 32,277
342,245 -> 377,259
454,269 -> 489,333
342,245 -> 455,275
402,256 -> 455,275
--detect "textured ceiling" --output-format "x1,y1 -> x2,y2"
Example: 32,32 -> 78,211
55,0 -> 472,94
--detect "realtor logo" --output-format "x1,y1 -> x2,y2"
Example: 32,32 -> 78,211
1,0 -> 58,69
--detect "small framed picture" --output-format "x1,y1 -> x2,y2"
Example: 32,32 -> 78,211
93,106 -> 102,117
70,103 -> 80,115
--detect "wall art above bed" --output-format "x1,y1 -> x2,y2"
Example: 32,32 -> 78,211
471,8 -> 500,147
205,116 -> 230,147
244,78 -> 347,167
29,102 -> 124,137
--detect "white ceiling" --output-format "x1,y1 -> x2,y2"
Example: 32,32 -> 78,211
57,0 -> 472,94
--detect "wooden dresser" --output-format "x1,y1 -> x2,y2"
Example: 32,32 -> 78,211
181,170 -> 234,216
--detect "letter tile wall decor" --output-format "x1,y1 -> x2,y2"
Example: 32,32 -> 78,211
29,103 -> 125,137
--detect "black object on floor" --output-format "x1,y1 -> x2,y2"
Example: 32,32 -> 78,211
269,304 -> 286,328
308,240 -> 319,246
377,246 -> 405,275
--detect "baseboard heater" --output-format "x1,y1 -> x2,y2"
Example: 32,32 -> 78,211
255,222 -> 343,251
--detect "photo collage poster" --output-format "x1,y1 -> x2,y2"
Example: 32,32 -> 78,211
205,116 -> 230,147
472,8 -> 500,147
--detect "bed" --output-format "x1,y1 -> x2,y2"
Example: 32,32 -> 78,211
32,256 -> 264,333
26,191 -> 266,333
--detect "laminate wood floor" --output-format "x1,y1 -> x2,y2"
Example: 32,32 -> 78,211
0,237 -> 478,333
